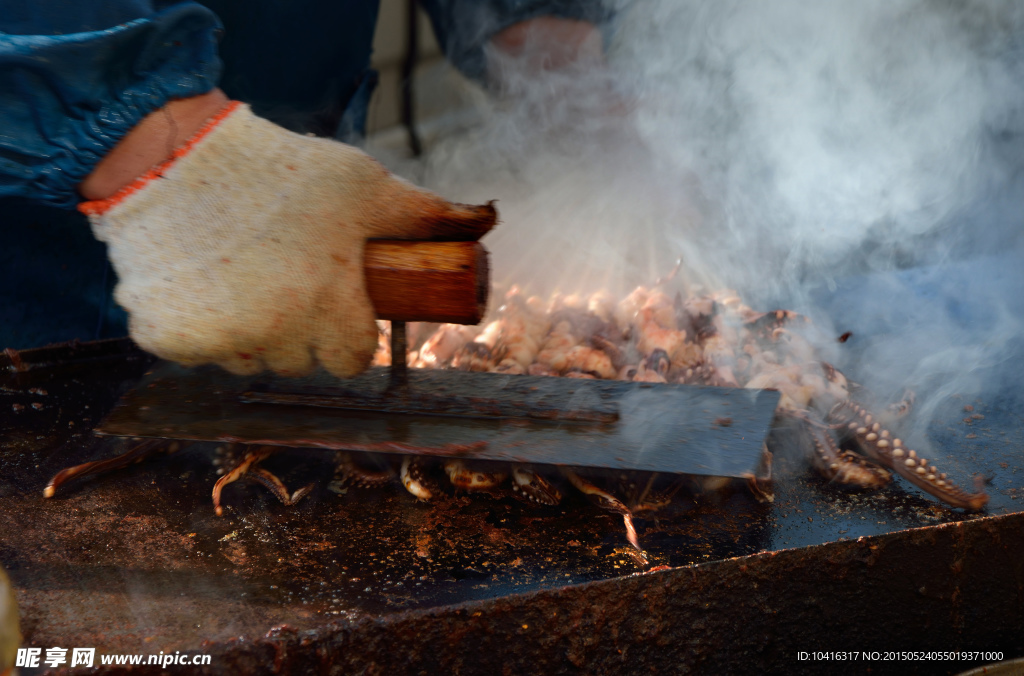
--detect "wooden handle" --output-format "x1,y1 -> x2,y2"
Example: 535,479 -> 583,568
364,240 -> 489,325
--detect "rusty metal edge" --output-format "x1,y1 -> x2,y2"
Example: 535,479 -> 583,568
2,338 -> 145,373
75,510 -> 1024,676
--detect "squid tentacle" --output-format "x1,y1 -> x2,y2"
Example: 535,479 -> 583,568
43,439 -> 178,498
335,452 -> 395,489
562,468 -> 644,556
248,467 -> 314,506
400,456 -> 438,500
444,459 -> 507,490
829,401 -> 989,511
792,412 -> 890,489
212,445 -> 309,516
511,466 -> 562,506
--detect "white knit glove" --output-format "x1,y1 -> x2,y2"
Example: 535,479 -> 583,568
82,103 -> 495,378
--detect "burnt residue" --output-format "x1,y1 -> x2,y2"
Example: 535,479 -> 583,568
207,512 -> 1024,676
28,511 -> 1021,676
2,339 -> 1023,675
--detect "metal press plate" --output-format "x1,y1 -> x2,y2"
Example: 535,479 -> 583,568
95,362 -> 780,478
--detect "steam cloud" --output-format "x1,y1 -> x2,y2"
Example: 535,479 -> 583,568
401,1 -> 1024,477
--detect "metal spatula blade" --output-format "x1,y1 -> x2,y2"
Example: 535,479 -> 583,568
95,361 -> 779,477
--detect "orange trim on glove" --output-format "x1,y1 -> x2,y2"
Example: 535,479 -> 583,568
78,101 -> 243,217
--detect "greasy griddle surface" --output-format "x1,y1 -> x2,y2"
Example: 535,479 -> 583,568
1,339 -> 1021,656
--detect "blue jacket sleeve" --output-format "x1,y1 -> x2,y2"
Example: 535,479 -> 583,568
0,2 -> 222,209
419,0 -> 616,83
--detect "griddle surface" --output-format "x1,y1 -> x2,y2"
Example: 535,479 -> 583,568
1,337 -> 1022,666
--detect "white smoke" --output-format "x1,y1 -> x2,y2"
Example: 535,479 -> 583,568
419,1 -> 1024,299
405,0 -> 1024,470
615,0 -> 1024,296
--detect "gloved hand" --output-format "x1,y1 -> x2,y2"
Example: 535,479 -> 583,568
81,102 -> 495,378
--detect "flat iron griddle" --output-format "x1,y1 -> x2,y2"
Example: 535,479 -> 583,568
2,337 -> 1022,675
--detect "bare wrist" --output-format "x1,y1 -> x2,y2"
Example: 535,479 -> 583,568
79,88 -> 230,201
